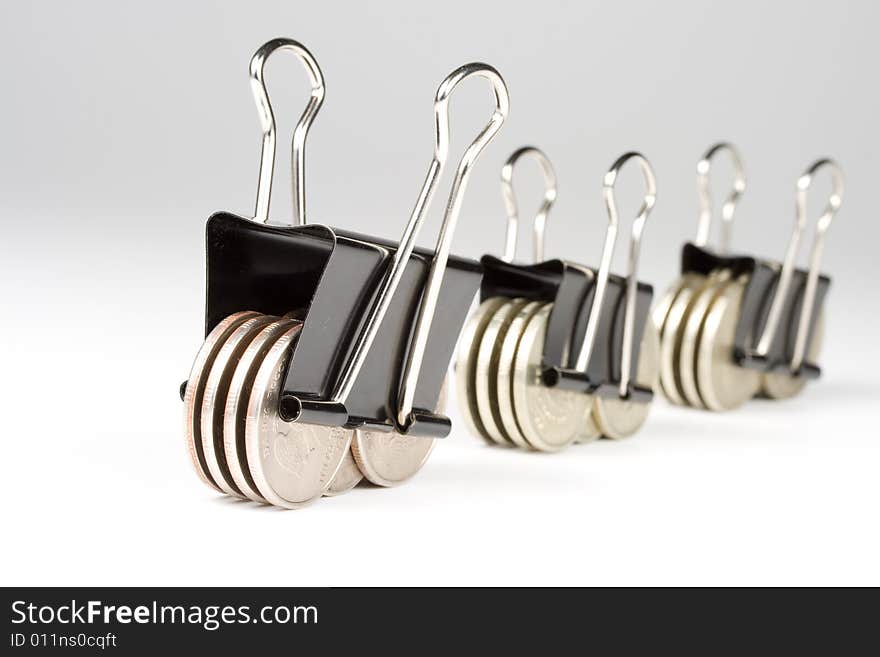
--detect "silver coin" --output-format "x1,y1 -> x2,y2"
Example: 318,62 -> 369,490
650,280 -> 681,340
761,312 -> 825,399
223,318 -> 296,503
474,298 -> 529,445
495,301 -> 546,448
511,305 -> 592,452
183,311 -> 261,493
574,407 -> 603,444
593,319 -> 660,439
653,273 -> 704,404
350,378 -> 448,487
678,271 -> 732,408
201,314 -> 277,498
573,372 -> 602,444
323,448 -> 363,496
245,326 -> 352,509
696,276 -> 762,411
454,297 -> 509,444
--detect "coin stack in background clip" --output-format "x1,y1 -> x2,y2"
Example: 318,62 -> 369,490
458,299 -> 661,451
652,144 -> 843,411
456,149 -> 660,452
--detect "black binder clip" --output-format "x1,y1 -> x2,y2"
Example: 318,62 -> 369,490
194,47 -> 509,447
653,143 -> 844,410
182,38 -> 512,507
456,149 -> 659,449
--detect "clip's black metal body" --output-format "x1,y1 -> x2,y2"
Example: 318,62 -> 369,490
203,212 -> 482,438
681,242 -> 829,379
479,255 -> 654,402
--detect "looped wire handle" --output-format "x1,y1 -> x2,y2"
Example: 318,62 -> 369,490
500,146 -> 558,263
695,142 -> 746,253
249,37 -> 325,226
327,63 -> 510,428
755,159 -> 844,370
574,152 -> 657,397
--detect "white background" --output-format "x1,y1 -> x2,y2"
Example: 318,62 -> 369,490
1,0 -> 878,586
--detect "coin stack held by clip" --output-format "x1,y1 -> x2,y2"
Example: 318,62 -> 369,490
652,143 -> 843,411
183,309 -> 454,507
456,148 -> 660,452
182,38 -> 511,507
184,311 -> 362,508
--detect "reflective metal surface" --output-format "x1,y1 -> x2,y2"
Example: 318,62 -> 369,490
653,273 -> 705,404
455,297 -> 509,444
351,380 -> 448,487
678,272 -> 731,408
696,276 -> 762,410
495,301 -> 548,448
249,38 -> 325,226
200,315 -> 276,497
512,305 -> 590,452
695,142 -> 746,253
475,298 -> 529,445
500,146 -> 557,263
762,312 -> 825,399
223,318 -> 296,503
574,153 -> 657,399
324,448 -> 363,496
755,159 -> 843,369
594,319 -> 659,439
327,63 -> 510,429
245,326 -> 351,508
183,311 -> 261,493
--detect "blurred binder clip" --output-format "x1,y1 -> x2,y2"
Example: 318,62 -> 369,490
652,142 -> 843,411
456,147 -> 660,451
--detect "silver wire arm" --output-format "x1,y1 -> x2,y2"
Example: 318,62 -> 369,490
695,142 -> 745,253
500,146 -> 558,263
754,159 -> 844,370
321,63 -> 510,430
249,38 -> 325,226
574,152 -> 657,397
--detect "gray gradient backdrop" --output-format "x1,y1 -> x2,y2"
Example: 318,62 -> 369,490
0,1 -> 878,584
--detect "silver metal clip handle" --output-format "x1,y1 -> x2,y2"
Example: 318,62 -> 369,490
755,159 -> 844,370
327,63 -> 510,428
574,152 -> 657,397
695,142 -> 746,253
500,146 -> 558,263
249,38 -> 325,226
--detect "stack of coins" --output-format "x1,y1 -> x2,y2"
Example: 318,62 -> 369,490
456,298 -> 659,452
183,311 -> 442,508
651,272 -> 823,411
